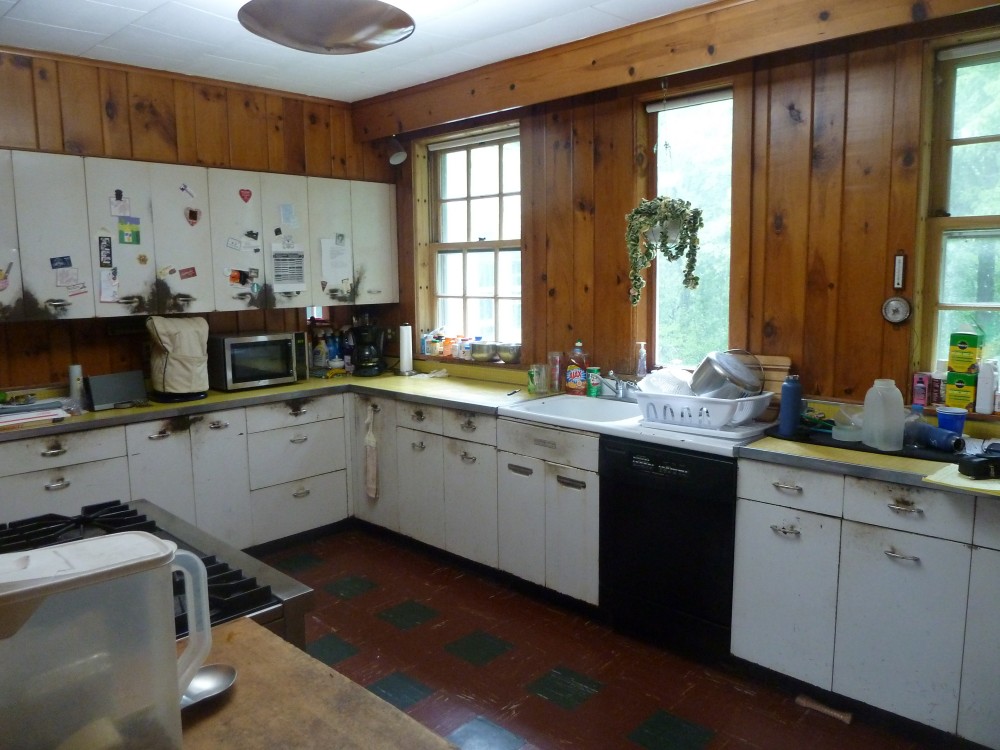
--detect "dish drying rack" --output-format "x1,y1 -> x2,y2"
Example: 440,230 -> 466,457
635,391 -> 774,430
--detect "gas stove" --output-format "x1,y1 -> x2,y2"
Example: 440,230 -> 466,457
0,499 -> 313,648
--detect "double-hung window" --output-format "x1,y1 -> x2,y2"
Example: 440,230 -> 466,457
925,41 -> 1000,365
428,129 -> 521,343
649,89 -> 734,366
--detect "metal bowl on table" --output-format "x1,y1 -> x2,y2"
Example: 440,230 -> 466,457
690,349 -> 764,399
470,341 -> 499,362
496,343 -> 522,364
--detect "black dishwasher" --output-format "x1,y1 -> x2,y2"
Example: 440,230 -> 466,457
599,434 -> 737,662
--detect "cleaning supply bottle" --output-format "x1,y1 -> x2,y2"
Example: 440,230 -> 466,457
777,375 -> 802,437
975,359 -> 997,414
861,379 -> 905,451
565,340 -> 588,395
636,342 -> 648,379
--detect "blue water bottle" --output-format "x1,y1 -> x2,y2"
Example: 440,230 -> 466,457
778,375 -> 802,437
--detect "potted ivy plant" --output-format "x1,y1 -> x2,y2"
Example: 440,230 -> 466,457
625,196 -> 704,305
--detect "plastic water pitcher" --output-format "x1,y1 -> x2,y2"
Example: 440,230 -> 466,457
0,532 -> 211,750
861,378 -> 905,451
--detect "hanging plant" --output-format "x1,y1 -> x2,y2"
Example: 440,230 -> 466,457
625,196 -> 704,305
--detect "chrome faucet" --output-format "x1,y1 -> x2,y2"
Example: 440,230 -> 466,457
598,370 -> 638,401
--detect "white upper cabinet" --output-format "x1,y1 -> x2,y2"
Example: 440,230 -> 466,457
208,169 -> 265,311
12,151 -> 96,320
84,157 -> 158,317
148,163 -> 215,314
350,181 -> 398,304
259,172 -> 311,309
0,151 -> 23,321
307,177 -> 354,307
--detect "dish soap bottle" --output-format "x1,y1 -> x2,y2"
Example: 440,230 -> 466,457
565,340 -> 588,396
636,342 -> 648,379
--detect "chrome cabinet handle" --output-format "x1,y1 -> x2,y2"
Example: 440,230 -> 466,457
770,523 -> 801,537
371,404 -> 381,413
116,296 -> 141,305
556,475 -> 586,490
41,446 -> 67,458
209,420 -> 230,430
533,438 -> 557,449
772,481 -> 803,493
292,488 -> 311,498
460,451 -> 477,463
884,548 -> 920,563
412,441 -> 426,451
46,299 -> 70,309
365,289 -> 383,295
289,407 -> 307,417
888,503 -> 924,515
461,419 -> 477,432
289,435 -> 308,444
412,410 -> 426,422
44,478 -> 70,491
507,463 -> 533,476
147,430 -> 171,440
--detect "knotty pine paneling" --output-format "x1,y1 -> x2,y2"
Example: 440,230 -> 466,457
0,54 -> 36,149
58,61 -> 102,156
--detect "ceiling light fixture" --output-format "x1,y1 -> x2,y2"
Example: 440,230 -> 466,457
387,137 -> 407,165
238,0 -> 415,55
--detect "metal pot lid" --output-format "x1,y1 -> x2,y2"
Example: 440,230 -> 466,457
238,0 -> 415,55
705,350 -> 763,393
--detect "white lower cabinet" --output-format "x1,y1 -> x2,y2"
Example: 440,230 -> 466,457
349,394 -> 398,531
251,470 -> 348,544
731,497 -> 840,689
126,418 -> 196,524
191,409 -> 252,549
497,419 -> 599,604
959,498 -> 1000,749
833,520 -> 970,732
443,437 -> 498,567
396,426 -> 445,549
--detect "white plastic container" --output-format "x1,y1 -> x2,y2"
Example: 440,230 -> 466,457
0,532 -> 211,750
975,359 -> 997,414
861,378 -> 905,451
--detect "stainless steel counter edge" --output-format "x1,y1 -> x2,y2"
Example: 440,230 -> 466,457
0,374 -> 532,443
736,441 -> 978,497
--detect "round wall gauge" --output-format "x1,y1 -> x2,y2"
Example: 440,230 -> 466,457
881,296 -> 911,323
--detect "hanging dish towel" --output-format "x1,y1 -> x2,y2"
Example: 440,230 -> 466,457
365,403 -> 379,500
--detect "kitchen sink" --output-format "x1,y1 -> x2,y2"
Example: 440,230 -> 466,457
499,394 -> 642,430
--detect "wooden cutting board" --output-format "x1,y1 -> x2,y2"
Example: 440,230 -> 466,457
182,618 -> 456,750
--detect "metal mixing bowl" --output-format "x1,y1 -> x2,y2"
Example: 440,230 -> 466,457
690,350 -> 763,399
496,343 -> 522,364
470,341 -> 499,362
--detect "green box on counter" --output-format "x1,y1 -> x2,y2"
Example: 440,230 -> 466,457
948,332 -> 983,373
945,371 -> 977,409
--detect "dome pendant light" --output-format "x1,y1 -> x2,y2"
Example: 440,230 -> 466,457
238,0 -> 415,55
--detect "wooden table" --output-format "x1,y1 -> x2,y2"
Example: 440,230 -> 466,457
182,619 -> 456,749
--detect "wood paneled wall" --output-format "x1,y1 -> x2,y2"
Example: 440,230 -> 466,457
0,51 -> 396,390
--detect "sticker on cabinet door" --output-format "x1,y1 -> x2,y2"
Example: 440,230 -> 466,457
118,216 -> 140,245
178,267 -> 196,280
185,207 -> 201,226
98,236 -> 113,267
109,190 -> 130,217
100,267 -> 119,302
238,188 -> 252,203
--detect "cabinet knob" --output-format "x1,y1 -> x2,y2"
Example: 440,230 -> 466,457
771,481 -> 803,493
289,407 -> 308,417
884,547 -> 920,563
44,477 -> 70,491
292,488 -> 311,499
412,441 -> 426,451
147,430 -> 171,440
41,445 -> 67,458
46,299 -> 70,309
209,420 -> 230,430
887,502 -> 924,515
289,435 -> 308,444
412,410 -> 425,422
461,419 -> 477,432
460,451 -> 477,464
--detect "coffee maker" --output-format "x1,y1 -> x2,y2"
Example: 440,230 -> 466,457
351,316 -> 386,377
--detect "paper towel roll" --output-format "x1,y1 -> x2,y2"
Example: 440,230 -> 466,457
399,324 -> 413,373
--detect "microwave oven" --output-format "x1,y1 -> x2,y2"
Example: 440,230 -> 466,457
207,331 -> 308,392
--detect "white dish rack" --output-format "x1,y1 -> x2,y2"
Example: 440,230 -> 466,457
635,391 -> 773,430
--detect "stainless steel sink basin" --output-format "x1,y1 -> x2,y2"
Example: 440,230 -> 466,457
499,394 -> 641,430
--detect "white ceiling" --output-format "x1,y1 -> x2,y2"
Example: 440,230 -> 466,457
0,0 -> 708,103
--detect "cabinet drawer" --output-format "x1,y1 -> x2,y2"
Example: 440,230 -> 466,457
251,468 -> 347,544
395,401 -> 443,433
844,476 -> 974,543
247,419 -> 346,489
497,418 -> 598,471
973,496 -> 1000,551
0,426 -> 126,477
738,460 -> 844,516
0,456 -> 130,523
442,408 -> 496,445
245,393 -> 343,433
